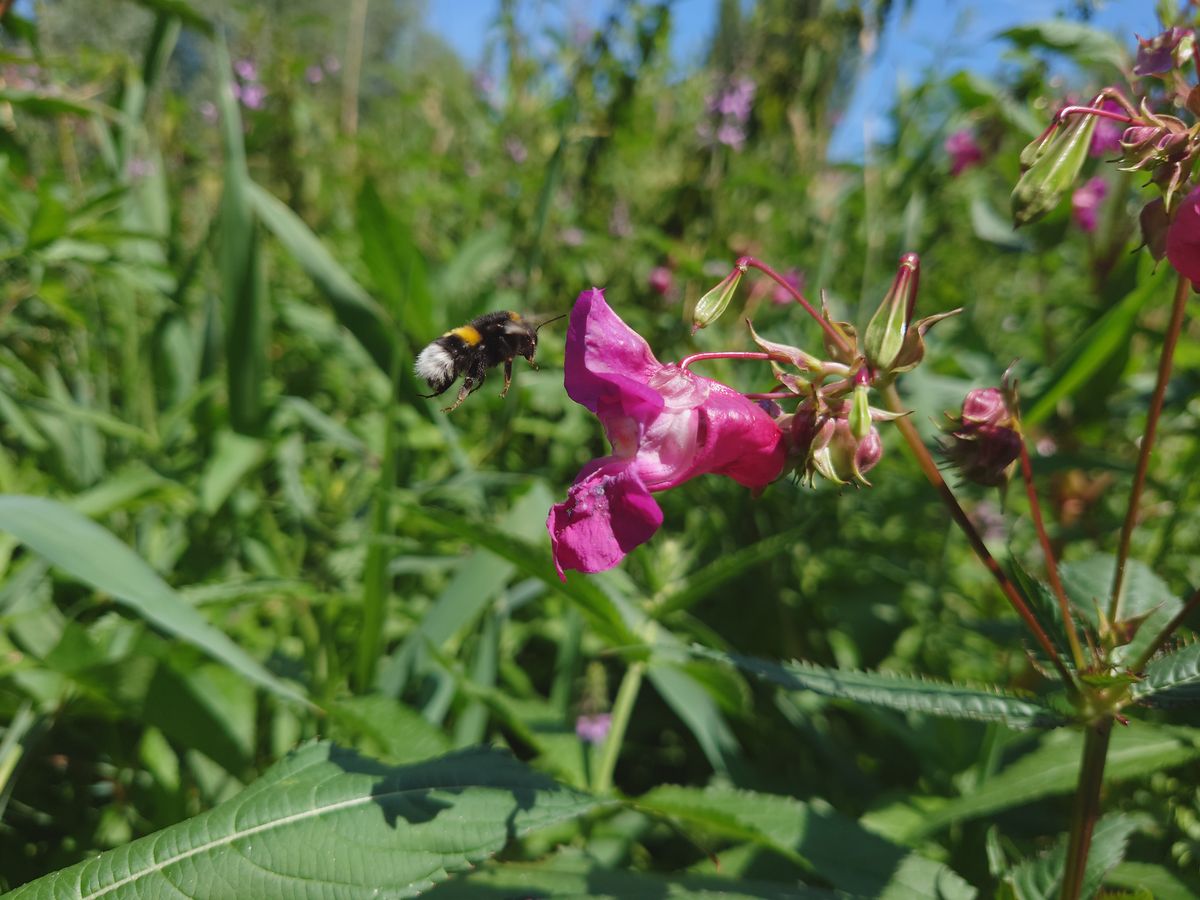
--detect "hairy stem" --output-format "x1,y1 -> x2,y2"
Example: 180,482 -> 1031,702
593,659 -> 645,795
1060,719 -> 1114,900
1019,443 -> 1086,669
1109,272 -> 1191,623
882,384 -> 1076,688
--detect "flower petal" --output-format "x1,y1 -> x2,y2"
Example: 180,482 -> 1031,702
547,459 -> 664,580
564,289 -> 664,423
689,380 -> 786,488
1167,185 -> 1200,285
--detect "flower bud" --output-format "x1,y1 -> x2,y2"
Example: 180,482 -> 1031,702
863,253 -> 919,373
942,388 -> 1021,487
648,266 -> 674,297
692,267 -> 744,330
1140,197 -> 1170,261
1012,108 -> 1098,227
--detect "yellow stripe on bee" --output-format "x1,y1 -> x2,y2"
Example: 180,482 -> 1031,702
508,311 -> 522,322
446,325 -> 482,345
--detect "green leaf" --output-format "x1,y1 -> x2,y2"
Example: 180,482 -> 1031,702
430,850 -> 839,898
890,724 -> 1200,841
1002,21 -> 1128,72
215,38 -> 268,435
125,0 -> 214,34
0,495 -> 306,706
946,71 -> 1042,137
5,743 -> 599,899
356,177 -> 433,339
196,429 -> 267,515
0,89 -> 117,120
690,646 -> 1065,729
1107,861 -> 1200,900
250,181 -> 397,375
1024,255 -> 1166,425
637,785 -> 976,900
646,661 -> 740,776
1059,553 -> 1182,664
1132,642 -> 1200,707
1005,813 -> 1141,900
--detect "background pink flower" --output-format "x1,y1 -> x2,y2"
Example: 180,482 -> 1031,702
547,289 -> 784,579
945,129 -> 983,176
1071,176 -> 1108,232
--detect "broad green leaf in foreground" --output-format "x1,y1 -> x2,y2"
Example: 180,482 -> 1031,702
637,785 -> 975,900
0,495 -> 305,705
429,850 -> 838,898
6,743 -> 600,899
690,646 -> 1065,729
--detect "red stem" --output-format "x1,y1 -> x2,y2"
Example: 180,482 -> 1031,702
1019,442 -> 1087,670
1132,586 -> 1200,672
1109,272 -> 1191,623
1054,105 -> 1137,127
679,350 -> 779,370
735,256 -> 854,357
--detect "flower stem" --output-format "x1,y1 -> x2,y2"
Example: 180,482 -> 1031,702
1054,105 -> 1137,127
1019,442 -> 1087,670
593,659 -> 645,795
736,256 -> 854,356
1109,272 -> 1191,624
1060,718 -> 1114,900
881,384 -> 1077,688
679,350 -> 778,370
1131,585 -> 1200,672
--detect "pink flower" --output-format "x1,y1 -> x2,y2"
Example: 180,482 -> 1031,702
575,713 -> 612,744
770,268 -> 805,305
233,58 -> 258,82
1167,185 -> 1200,285
648,266 -> 673,296
240,83 -> 267,110
1071,176 -> 1108,232
547,290 -> 785,579
1089,99 -> 1124,157
945,129 -> 983,176
305,64 -> 324,85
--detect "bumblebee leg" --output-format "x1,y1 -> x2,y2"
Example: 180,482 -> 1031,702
441,379 -> 474,413
500,360 -> 514,398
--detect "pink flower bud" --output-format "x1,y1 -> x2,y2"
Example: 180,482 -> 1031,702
943,388 -> 1021,487
960,387 -> 1008,428
945,129 -> 984,176
648,266 -> 673,296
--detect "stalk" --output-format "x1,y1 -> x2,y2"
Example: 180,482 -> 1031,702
882,384 -> 1077,688
1019,443 -> 1086,669
1109,272 -> 1191,623
1060,719 -> 1114,900
593,660 -> 646,795
1131,586 -> 1200,672
736,256 -> 854,356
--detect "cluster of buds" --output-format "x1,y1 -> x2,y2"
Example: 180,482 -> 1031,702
690,254 -> 959,488
940,381 -> 1022,487
1011,27 -> 1200,284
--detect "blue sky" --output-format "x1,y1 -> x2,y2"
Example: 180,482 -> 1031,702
427,0 -> 1160,160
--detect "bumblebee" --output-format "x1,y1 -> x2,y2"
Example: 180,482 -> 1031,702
415,311 -> 560,412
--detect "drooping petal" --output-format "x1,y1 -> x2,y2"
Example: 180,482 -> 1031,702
1167,185 -> 1200,285
563,289 -> 664,424
547,459 -> 664,580
678,378 -> 786,489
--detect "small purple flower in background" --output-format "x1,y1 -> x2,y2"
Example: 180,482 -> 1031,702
547,289 -> 785,578
575,713 -> 612,745
200,100 -> 218,124
323,55 -> 342,74
233,58 -> 258,82
1071,176 -> 1108,232
305,64 -> 324,85
700,74 -> 755,152
560,227 -> 585,247
771,268 -> 806,305
1089,99 -> 1123,157
1133,27 -> 1194,77
504,136 -> 527,164
945,129 -> 983,176
648,266 -> 673,297
239,83 -> 268,111
125,156 -> 156,180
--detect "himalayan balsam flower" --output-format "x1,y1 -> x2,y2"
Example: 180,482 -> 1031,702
233,58 -> 258,82
1167,184 -> 1200,284
1071,176 -> 1108,232
575,713 -> 612,745
945,129 -> 983,176
239,83 -> 267,111
770,269 -> 805,305
547,290 -> 785,579
943,387 -> 1021,487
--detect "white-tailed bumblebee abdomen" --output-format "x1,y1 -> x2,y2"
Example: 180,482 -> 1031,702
414,342 -> 456,395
